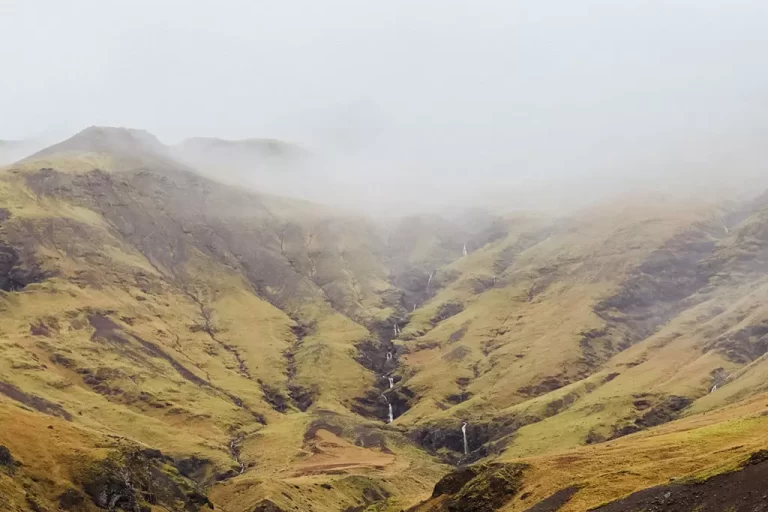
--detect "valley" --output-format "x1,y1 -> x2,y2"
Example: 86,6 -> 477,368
0,127 -> 767,512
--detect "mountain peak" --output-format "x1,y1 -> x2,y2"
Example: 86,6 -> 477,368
23,126 -> 185,172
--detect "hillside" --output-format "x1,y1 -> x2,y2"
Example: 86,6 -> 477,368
0,126 -> 767,512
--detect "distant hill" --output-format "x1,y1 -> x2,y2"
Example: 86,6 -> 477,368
23,126 -> 190,172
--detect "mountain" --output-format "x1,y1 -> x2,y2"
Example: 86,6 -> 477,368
0,126 -> 767,512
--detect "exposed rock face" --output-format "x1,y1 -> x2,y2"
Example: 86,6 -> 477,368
583,222 -> 723,367
600,395 -> 693,442
522,486 -> 581,512
251,500 -> 287,512
0,380 -> 73,420
411,416 -> 529,465
78,445 -> 213,512
0,445 -> 15,469
0,239 -> 49,292
592,451 -> 768,512
412,463 -> 528,512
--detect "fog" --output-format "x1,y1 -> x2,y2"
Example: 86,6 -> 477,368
2,1 -> 768,213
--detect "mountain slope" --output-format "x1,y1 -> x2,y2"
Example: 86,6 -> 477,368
1,127 -> 768,512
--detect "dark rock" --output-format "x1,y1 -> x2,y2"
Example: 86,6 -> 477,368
522,486 -> 581,512
79,445 -> 212,512
448,325 -> 469,343
0,240 -> 50,292
432,466 -> 485,497
288,384 -> 318,412
432,301 -> 464,324
57,488 -> 87,510
259,381 -> 290,413
0,380 -> 73,420
252,499 -> 286,512
174,456 -> 215,485
0,445 -> 14,468
416,463 -> 528,512
592,449 -> 768,511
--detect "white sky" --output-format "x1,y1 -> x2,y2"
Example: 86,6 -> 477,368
2,1 -> 768,210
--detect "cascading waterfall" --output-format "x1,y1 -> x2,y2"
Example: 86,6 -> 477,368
388,376 -> 394,389
461,422 -> 469,455
382,393 -> 394,423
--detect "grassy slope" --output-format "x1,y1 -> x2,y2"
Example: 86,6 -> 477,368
2,132 -> 768,511
0,149 -> 453,510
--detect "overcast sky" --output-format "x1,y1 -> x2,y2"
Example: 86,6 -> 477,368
2,1 -> 768,210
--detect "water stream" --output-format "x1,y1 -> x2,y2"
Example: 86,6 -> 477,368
382,393 -> 394,423
461,422 -> 469,455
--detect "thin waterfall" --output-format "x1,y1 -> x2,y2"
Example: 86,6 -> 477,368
462,244 -> 468,257
710,384 -> 718,393
388,376 -> 394,389
383,393 -> 393,423
461,422 -> 469,455
426,271 -> 434,290
386,352 -> 392,361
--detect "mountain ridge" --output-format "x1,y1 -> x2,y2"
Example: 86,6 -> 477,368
0,127 -> 767,511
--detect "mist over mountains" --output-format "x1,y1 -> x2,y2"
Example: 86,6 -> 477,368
6,122 -> 768,218
3,1 -> 768,511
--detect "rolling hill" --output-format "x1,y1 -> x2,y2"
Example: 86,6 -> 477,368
0,126 -> 767,512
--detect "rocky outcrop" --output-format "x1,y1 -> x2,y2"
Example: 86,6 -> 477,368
0,380 -> 73,420
411,416 -> 526,465
77,445 -> 213,512
410,462 -> 528,512
591,451 -> 768,511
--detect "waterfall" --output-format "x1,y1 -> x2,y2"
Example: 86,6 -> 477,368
426,271 -> 434,290
461,422 -> 469,455
710,384 -> 718,393
388,376 -> 394,389
383,393 -> 393,423
462,244 -> 468,257
393,324 -> 398,336
412,304 -> 417,312
386,352 -> 392,361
